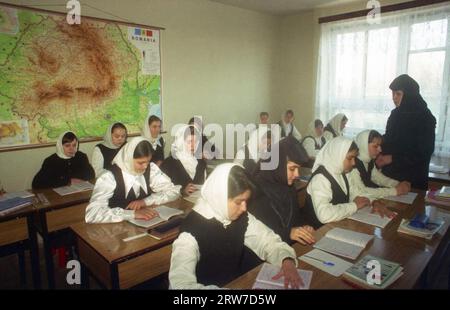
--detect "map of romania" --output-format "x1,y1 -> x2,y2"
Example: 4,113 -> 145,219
0,5 -> 161,147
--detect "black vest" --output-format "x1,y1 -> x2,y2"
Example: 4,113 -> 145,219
151,137 -> 165,163
180,211 -> 249,287
242,145 -> 259,176
324,124 -> 337,138
304,165 -> 350,229
355,158 -> 380,188
108,164 -> 153,209
301,135 -> 326,150
278,121 -> 293,138
96,144 -> 120,171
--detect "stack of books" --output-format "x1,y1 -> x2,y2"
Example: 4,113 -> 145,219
0,196 -> 34,216
342,255 -> 403,289
397,216 -> 445,240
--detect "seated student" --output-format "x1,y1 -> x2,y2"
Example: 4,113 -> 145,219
304,137 -> 395,228
32,131 -> 95,189
92,122 -> 127,178
160,125 -> 207,196
301,119 -> 325,165
188,116 -> 221,159
249,136 -> 316,246
259,112 -> 269,126
277,110 -> 302,141
85,137 -> 181,223
142,115 -> 165,166
234,127 -> 271,177
351,130 -> 410,198
323,113 -> 347,142
169,163 -> 302,289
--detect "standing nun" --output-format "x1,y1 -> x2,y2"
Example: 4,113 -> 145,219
376,74 -> 436,190
169,163 -> 302,289
85,137 -> 181,223
323,113 -> 347,142
32,131 -> 95,189
91,122 -> 128,177
142,114 -> 165,166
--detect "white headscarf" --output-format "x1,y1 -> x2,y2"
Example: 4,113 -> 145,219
112,137 -> 150,176
171,125 -> 199,179
246,126 -> 269,161
193,163 -> 239,227
307,120 -> 323,138
142,114 -> 162,148
355,130 -> 372,164
312,136 -> 353,175
56,131 -> 78,159
101,123 -> 123,149
326,113 -> 346,137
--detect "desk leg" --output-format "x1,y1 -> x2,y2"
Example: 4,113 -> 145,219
39,212 -> 55,289
81,262 -> 90,289
18,249 -> 26,287
111,264 -> 120,290
28,214 -> 41,289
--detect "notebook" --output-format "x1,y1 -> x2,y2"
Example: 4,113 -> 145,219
342,255 -> 403,289
299,249 -> 353,277
348,206 -> 395,228
0,196 -> 33,216
53,181 -> 94,196
425,190 -> 450,207
252,263 -> 312,290
383,192 -> 417,205
128,205 -> 184,228
0,190 -> 34,202
313,228 -> 374,260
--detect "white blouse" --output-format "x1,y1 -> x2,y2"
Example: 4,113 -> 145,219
302,136 -> 323,158
169,213 -> 297,289
85,163 -> 181,223
348,169 -> 397,199
91,146 -> 105,178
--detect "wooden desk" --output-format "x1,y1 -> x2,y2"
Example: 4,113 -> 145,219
71,198 -> 193,289
0,205 -> 41,288
227,192 -> 450,289
33,188 -> 92,288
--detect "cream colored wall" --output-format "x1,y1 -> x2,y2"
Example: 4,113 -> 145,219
0,0 -> 279,191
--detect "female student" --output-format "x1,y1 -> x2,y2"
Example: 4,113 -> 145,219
85,137 -> 181,223
32,131 -> 95,189
301,119 -> 325,161
277,110 -> 302,141
323,113 -> 347,142
376,74 -> 436,190
188,116 -> 220,159
249,136 -> 316,246
160,125 -> 207,196
351,129 -> 410,198
234,127 -> 271,177
91,122 -> 127,177
142,114 -> 165,166
169,163 -> 302,289
304,137 -> 394,228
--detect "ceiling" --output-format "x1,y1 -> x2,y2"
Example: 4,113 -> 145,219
209,0 -> 363,16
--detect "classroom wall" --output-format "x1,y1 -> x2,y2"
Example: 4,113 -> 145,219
0,0 -> 280,191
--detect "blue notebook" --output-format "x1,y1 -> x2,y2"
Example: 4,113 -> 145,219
0,197 -> 33,216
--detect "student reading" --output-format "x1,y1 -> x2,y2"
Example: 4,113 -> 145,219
32,131 -> 95,189
142,114 -> 165,166
160,125 -> 207,196
303,137 -> 395,228
323,113 -> 347,142
91,122 -> 127,178
249,136 -> 316,246
376,74 -> 436,190
85,137 -> 180,223
169,163 -> 302,289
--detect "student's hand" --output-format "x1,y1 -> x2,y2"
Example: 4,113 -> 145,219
134,208 -> 159,220
395,181 -> 410,195
290,226 -> 316,245
70,178 -> 84,184
126,200 -> 146,210
375,154 -> 392,168
353,196 -> 370,209
272,258 -> 304,289
371,200 -> 397,218
183,183 -> 197,196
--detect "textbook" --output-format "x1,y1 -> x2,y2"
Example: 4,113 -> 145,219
425,190 -> 450,207
397,218 -> 445,240
252,263 -> 312,290
0,196 -> 33,216
128,205 -> 184,228
148,216 -> 184,240
348,206 -> 395,228
0,190 -> 34,202
383,192 -> 417,205
53,181 -> 94,196
342,255 -> 403,289
313,228 -> 374,260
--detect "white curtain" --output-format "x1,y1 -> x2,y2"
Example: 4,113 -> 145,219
316,3 -> 450,157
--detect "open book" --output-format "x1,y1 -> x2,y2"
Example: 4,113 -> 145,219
313,228 -> 373,260
53,181 -> 94,196
348,206 -> 395,228
252,263 -> 312,290
382,192 -> 417,205
128,205 -> 184,228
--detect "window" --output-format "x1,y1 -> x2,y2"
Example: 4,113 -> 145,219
316,4 -> 450,156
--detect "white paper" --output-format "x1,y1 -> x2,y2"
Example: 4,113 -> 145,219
53,181 -> 93,196
299,249 -> 353,277
383,192 -> 418,205
348,206 -> 394,228
252,263 -> 312,290
128,205 -> 183,228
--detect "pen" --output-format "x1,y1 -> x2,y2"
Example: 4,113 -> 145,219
303,255 -> 335,266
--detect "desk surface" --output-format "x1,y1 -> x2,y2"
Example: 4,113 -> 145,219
227,191 -> 450,289
71,198 -> 193,264
32,188 -> 92,212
